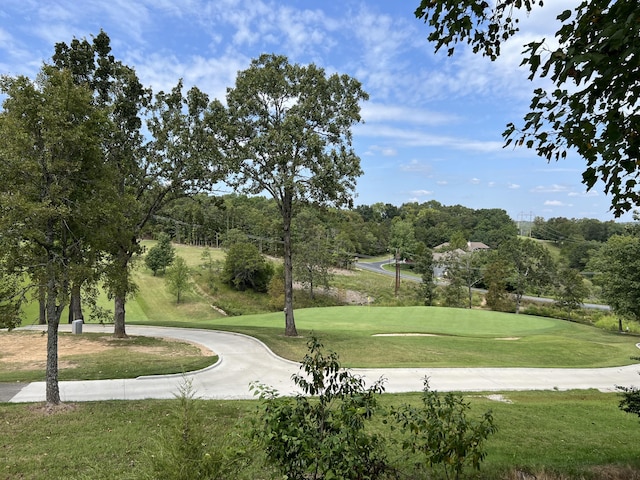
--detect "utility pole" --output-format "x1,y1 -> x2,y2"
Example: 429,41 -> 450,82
395,248 -> 400,297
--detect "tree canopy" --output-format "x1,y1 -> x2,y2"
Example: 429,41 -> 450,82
0,67 -> 113,404
589,234 -> 640,331
415,0 -> 640,216
217,54 -> 368,336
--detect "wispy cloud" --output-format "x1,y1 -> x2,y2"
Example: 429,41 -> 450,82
411,189 -> 433,197
568,190 -> 599,197
544,200 -> 573,207
361,103 -> 458,126
356,124 -> 504,152
531,184 -> 570,193
401,159 -> 432,174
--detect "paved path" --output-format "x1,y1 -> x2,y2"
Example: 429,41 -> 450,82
4,324 -> 640,403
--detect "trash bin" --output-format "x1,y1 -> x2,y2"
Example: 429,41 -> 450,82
72,319 -> 83,334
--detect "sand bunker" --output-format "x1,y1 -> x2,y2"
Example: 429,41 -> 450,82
372,333 -> 440,337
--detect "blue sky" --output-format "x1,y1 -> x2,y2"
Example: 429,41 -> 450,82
0,0 -> 629,222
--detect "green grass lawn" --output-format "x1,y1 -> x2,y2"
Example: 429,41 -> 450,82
1,390 -> 639,479
0,331 -> 217,382
16,242 -> 637,369
5,244 -> 640,478
185,306 -> 640,368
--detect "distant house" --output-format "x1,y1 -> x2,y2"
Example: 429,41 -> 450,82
467,241 -> 490,251
432,242 -> 490,279
434,241 -> 490,252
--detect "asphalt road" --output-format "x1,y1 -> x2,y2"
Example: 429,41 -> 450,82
356,260 -> 611,311
3,324 -> 639,404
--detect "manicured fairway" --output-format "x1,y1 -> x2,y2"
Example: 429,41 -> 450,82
136,306 -> 640,368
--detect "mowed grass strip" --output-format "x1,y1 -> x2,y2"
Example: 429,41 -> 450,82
1,391 -> 639,479
0,331 -> 217,382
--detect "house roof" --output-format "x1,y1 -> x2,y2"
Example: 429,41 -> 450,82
434,241 -> 490,251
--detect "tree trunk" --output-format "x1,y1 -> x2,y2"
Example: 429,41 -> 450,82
515,293 -> 522,314
68,282 -> 83,323
111,247 -> 134,338
282,190 -> 298,337
38,284 -> 46,325
45,279 -> 63,405
394,250 -> 400,297
113,295 -> 128,338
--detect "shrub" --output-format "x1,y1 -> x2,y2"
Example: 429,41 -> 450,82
618,384 -> 640,420
392,378 -> 497,480
251,336 -> 389,480
221,242 -> 273,293
141,379 -> 248,479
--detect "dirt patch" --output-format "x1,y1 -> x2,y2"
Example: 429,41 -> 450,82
0,331 -> 213,371
28,402 -> 78,416
495,337 -> 521,341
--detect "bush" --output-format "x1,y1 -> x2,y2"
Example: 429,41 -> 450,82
618,383 -> 640,420
251,336 -> 389,480
392,378 -> 498,480
221,242 -> 273,293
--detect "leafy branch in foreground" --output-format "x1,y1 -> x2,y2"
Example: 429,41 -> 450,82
415,0 -> 640,216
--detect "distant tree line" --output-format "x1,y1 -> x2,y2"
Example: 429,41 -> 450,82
150,195 -> 521,256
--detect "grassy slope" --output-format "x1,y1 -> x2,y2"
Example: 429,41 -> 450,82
5,244 -> 640,478
16,242 -> 637,369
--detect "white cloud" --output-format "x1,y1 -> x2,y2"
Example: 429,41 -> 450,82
361,103 -> 458,126
356,124 -> 504,152
401,159 -> 432,174
131,51 -> 248,99
470,178 -> 481,185
544,200 -> 573,207
411,189 -> 433,197
531,184 -> 570,193
437,180 -> 448,185
568,190 -> 599,197
366,145 -> 397,157
508,183 -> 521,189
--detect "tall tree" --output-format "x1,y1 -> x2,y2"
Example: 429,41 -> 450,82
165,256 -> 192,304
497,238 -> 556,314
145,233 -> 175,276
555,266 -> 589,321
218,54 -> 368,336
415,248 -> 437,306
51,32 -> 223,338
440,249 -> 487,309
415,0 -> 640,216
0,67 -> 112,404
589,234 -> 640,332
483,257 -> 512,312
389,217 -> 418,297
293,210 -> 334,299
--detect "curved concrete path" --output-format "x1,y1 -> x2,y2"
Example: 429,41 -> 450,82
5,324 -> 640,403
